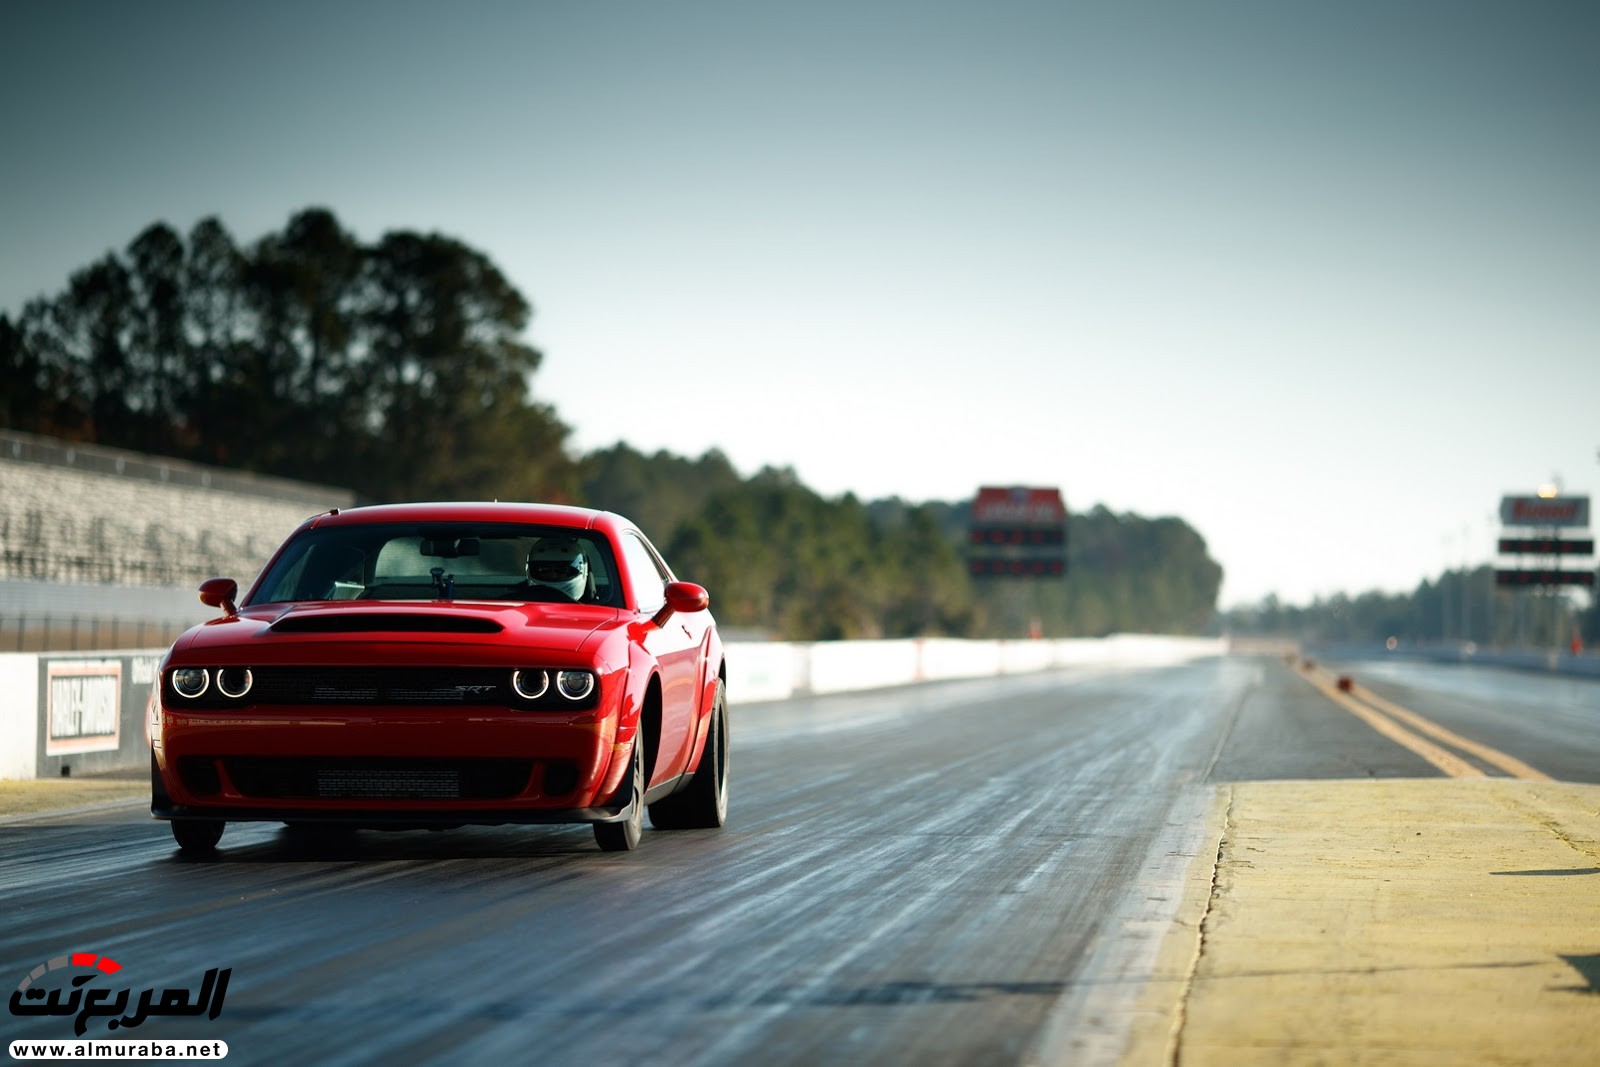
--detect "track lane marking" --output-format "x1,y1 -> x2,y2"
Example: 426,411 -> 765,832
1297,665 -> 1484,778
1347,682 -> 1553,782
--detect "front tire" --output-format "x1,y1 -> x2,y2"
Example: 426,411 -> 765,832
649,680 -> 728,830
593,739 -> 644,852
172,819 -> 224,854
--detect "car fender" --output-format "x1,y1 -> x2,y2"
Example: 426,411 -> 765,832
683,627 -> 724,774
588,633 -> 651,804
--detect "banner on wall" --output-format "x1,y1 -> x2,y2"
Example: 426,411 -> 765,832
44,659 -> 122,756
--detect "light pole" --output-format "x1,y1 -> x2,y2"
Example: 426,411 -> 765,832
1440,531 -> 1452,643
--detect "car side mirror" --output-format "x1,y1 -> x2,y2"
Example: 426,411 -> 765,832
652,582 -> 709,627
199,577 -> 239,618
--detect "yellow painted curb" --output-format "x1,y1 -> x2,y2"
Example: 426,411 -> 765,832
1124,779 -> 1600,1066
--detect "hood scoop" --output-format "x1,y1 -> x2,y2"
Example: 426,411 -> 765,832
271,613 -> 504,635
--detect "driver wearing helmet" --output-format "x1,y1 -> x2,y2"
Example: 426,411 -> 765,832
523,537 -> 591,602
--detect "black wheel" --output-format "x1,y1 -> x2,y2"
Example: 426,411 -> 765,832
649,680 -> 728,830
171,819 -> 224,854
593,738 -> 644,852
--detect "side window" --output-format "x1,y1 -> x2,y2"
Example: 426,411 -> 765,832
619,533 -> 667,613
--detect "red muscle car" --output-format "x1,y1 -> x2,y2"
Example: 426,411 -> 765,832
150,502 -> 728,853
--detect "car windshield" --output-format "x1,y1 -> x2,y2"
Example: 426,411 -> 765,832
249,522 -> 623,607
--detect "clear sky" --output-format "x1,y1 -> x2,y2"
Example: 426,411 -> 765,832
3,1 -> 1596,608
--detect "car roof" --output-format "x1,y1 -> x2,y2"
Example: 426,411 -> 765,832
302,501 -> 631,534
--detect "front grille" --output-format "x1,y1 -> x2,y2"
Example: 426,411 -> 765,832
253,667 -> 510,705
318,767 -> 459,798
224,757 -> 532,799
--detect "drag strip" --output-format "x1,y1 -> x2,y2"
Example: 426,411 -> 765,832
1,662 -> 1251,1066
4,656 -> 1598,1066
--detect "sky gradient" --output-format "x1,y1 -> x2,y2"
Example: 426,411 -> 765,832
3,1 -> 1596,607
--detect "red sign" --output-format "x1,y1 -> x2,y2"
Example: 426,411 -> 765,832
973,487 -> 1067,526
1499,496 -> 1590,528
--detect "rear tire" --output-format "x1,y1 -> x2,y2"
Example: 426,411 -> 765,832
593,740 -> 644,852
172,819 -> 224,854
649,679 -> 729,830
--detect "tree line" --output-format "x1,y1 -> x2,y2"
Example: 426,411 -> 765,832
2,208 -> 1226,639
577,445 -> 1225,640
1223,567 -> 1600,651
0,209 -> 572,503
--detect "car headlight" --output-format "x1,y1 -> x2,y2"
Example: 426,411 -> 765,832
171,668 -> 210,699
216,667 -> 253,699
556,670 -> 595,701
511,669 -> 550,700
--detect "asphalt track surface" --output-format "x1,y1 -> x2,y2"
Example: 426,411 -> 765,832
3,657 -> 1598,1065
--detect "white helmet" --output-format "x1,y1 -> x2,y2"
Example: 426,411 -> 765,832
526,537 -> 588,601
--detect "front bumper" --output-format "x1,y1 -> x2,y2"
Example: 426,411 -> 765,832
151,703 -> 629,824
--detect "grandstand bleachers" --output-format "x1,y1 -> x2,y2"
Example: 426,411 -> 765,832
0,431 -> 354,650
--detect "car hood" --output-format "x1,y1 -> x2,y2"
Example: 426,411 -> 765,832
177,601 -> 621,657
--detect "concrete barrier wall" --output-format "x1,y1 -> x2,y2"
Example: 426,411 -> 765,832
808,639 -> 924,694
0,654 -> 40,780
0,635 -> 1226,781
0,650 -> 163,782
920,638 -> 1003,680
726,634 -> 1227,705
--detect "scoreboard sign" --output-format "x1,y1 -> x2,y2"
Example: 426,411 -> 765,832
968,487 -> 1067,580
1498,538 -> 1594,555
972,486 -> 1067,528
1495,569 -> 1595,587
1499,495 -> 1589,528
1495,493 -> 1594,589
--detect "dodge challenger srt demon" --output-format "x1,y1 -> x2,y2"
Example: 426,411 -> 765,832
150,502 -> 728,854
